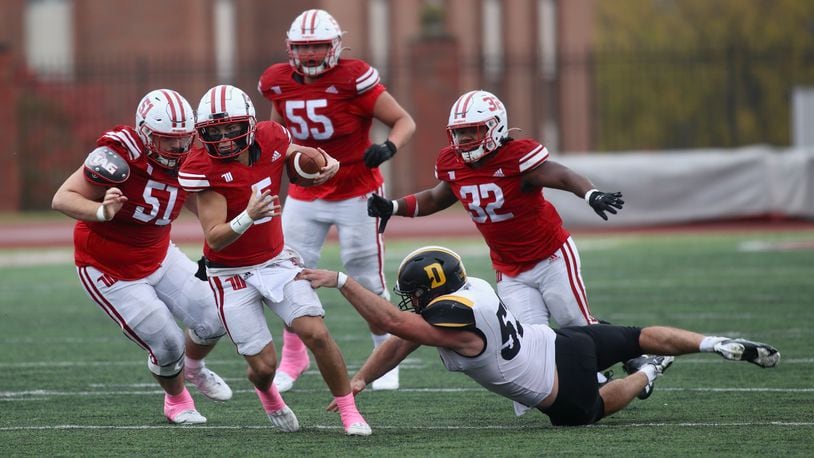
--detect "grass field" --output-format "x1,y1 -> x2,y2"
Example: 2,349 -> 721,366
1,230 -> 813,456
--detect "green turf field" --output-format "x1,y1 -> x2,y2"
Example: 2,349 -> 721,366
1,231 -> 812,456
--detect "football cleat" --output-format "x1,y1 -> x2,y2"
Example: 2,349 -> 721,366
371,365 -> 400,391
597,369 -> 613,388
623,355 -> 674,400
267,406 -> 300,432
713,339 -> 780,368
185,367 -> 233,401
273,357 -> 311,393
167,409 -> 207,425
345,421 -> 373,436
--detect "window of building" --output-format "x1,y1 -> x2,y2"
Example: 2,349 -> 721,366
24,0 -> 73,79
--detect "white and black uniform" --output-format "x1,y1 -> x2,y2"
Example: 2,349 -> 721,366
425,277 -> 643,426
427,278 -> 557,409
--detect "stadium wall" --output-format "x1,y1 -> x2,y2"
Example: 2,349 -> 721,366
547,146 -> 814,227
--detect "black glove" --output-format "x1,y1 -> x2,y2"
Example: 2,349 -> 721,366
586,190 -> 624,221
363,140 -> 397,168
194,256 -> 207,281
367,193 -> 395,233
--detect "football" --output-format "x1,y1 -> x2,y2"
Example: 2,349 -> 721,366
286,147 -> 327,186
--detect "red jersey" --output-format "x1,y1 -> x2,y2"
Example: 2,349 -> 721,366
258,59 -> 386,201
178,121 -> 291,267
73,126 -> 187,280
434,139 -> 570,276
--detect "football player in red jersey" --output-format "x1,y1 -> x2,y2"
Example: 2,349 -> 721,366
51,89 -> 233,425
368,90 -> 624,333
258,9 -> 415,393
178,84 -> 371,436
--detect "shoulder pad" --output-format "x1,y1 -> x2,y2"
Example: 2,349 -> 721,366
421,295 -> 476,329
83,146 -> 130,185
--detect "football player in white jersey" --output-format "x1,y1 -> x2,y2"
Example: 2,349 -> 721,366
299,246 -> 780,426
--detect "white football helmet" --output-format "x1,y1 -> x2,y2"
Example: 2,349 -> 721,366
135,89 -> 196,169
286,9 -> 344,77
446,90 -> 509,163
195,85 -> 257,160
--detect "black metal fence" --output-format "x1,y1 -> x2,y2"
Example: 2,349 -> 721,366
12,46 -> 814,209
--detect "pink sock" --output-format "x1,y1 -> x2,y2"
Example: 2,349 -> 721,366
255,384 -> 287,413
333,393 -> 366,428
164,387 -> 196,419
278,329 -> 309,376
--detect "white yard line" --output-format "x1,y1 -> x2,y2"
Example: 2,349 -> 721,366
2,386 -> 813,400
0,421 -> 812,431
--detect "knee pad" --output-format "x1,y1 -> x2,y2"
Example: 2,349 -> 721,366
147,352 -> 184,377
144,329 -> 185,377
187,327 -> 225,346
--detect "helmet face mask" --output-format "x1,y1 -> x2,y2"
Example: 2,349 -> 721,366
446,90 -> 508,163
135,89 -> 196,170
394,246 -> 468,313
286,9 -> 344,77
195,85 -> 257,160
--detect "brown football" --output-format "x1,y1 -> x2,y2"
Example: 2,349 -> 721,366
286,148 -> 327,186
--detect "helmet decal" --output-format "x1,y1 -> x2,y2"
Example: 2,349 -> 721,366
394,246 -> 468,313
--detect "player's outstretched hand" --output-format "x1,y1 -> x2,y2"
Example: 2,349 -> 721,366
298,268 -> 338,289
587,190 -> 624,220
363,140 -> 397,168
367,193 -> 394,233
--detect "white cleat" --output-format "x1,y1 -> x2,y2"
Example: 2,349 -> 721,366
714,339 -> 780,368
345,421 -> 372,436
267,406 -> 300,432
167,409 -> 207,425
186,367 -> 233,401
273,359 -> 311,393
273,371 -> 296,393
371,365 -> 399,391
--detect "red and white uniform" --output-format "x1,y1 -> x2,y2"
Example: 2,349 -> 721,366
179,121 -> 290,267
75,126 -> 187,279
178,121 -> 324,356
258,59 -> 387,296
74,126 -> 225,376
259,59 -> 385,201
435,139 -> 597,327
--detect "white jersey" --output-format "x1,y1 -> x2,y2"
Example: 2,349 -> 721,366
434,278 -> 557,409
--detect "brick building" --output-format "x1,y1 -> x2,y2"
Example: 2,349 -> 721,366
0,0 -> 596,210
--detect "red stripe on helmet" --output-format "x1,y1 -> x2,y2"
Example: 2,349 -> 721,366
159,89 -> 179,128
301,9 -> 317,34
219,85 -> 227,113
170,90 -> 186,125
453,91 -> 476,121
208,87 -> 218,114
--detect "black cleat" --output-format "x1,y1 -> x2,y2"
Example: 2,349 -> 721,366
623,355 -> 674,400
